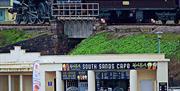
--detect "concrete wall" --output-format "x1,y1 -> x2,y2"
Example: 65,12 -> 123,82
0,75 -> 8,91
45,71 -> 56,91
137,70 -> 156,91
64,20 -> 94,38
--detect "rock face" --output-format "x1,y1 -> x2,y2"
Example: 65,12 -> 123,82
169,60 -> 180,86
0,21 -> 83,55
0,34 -> 82,55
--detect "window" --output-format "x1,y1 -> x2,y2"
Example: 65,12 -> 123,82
122,0 -> 129,6
0,0 -> 10,6
0,11 -> 3,16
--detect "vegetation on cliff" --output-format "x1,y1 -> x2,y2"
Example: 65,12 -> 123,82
0,29 -> 35,47
70,32 -> 180,60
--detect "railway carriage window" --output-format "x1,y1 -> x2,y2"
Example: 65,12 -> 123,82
0,11 -> 2,17
94,4 -> 98,10
122,0 -> 129,6
0,0 -> 10,6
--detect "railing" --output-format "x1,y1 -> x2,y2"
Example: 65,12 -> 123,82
56,0 -> 81,3
52,3 -> 99,18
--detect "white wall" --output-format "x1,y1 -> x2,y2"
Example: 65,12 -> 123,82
40,64 -> 62,71
39,54 -> 169,64
40,64 -> 62,91
157,62 -> 168,91
0,46 -> 40,63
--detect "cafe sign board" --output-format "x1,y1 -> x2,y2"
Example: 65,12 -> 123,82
62,62 -> 157,71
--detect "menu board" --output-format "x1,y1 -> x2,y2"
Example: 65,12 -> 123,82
62,71 -> 87,80
159,82 -> 167,91
95,71 -> 129,80
62,71 -> 77,80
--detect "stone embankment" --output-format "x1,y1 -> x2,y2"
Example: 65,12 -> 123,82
107,25 -> 180,33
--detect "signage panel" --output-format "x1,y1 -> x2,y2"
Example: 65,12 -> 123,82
62,71 -> 87,80
48,82 -> 52,86
0,68 -> 32,72
159,82 -> 167,91
62,62 -> 157,71
95,71 -> 129,80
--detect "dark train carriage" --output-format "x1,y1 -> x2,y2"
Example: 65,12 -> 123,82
84,0 -> 177,8
127,0 -> 176,8
84,0 -> 180,24
9,0 -> 180,24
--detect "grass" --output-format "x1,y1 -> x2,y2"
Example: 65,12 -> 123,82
0,29 -> 35,47
70,32 -> 180,60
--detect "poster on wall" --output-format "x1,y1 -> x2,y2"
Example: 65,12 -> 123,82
32,62 -> 41,91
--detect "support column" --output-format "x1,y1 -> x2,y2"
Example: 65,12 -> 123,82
8,75 -> 11,91
157,62 -> 168,91
20,75 -> 23,91
56,71 -> 64,91
88,70 -> 95,91
40,71 -> 46,91
130,70 -> 137,91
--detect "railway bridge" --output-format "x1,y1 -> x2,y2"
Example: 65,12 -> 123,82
51,2 -> 99,38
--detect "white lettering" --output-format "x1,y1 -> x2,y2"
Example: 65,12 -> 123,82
99,64 -> 115,70
117,63 -> 125,69
82,64 -> 98,70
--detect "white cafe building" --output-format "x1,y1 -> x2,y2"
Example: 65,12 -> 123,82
0,46 -> 169,91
